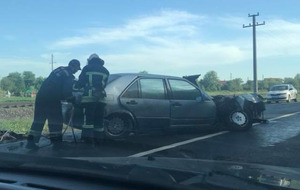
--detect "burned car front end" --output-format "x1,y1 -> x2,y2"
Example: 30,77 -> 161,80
213,93 -> 266,131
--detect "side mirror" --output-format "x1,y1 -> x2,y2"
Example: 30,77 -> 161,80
196,96 -> 203,102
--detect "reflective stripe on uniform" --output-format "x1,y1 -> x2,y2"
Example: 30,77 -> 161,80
48,131 -> 62,137
94,128 -> 104,132
80,72 -> 108,103
82,125 -> 94,129
82,108 -> 94,129
86,72 -> 108,87
81,96 -> 99,103
28,129 -> 42,136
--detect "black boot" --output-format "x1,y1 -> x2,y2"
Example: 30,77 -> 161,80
26,135 -> 39,150
51,135 -> 64,150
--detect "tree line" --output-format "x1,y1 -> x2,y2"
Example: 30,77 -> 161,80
0,71 -> 44,96
1,70 -> 300,96
198,71 -> 300,92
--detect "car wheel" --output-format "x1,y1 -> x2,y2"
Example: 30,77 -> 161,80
104,116 -> 131,139
294,95 -> 298,102
286,95 -> 291,103
228,110 -> 253,131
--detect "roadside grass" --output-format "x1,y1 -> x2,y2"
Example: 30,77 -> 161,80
0,119 -> 73,135
0,97 -> 34,103
0,119 -> 32,134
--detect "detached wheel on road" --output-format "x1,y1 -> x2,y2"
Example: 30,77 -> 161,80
104,116 -> 131,139
228,110 -> 253,131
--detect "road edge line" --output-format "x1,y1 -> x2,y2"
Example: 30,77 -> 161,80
268,111 -> 300,121
128,131 -> 229,158
129,111 -> 300,158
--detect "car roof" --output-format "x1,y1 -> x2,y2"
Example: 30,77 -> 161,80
110,73 -> 183,80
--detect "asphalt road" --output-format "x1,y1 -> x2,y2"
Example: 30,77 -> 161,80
2,101 -> 300,168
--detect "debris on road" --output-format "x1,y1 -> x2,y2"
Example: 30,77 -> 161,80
0,130 -> 26,143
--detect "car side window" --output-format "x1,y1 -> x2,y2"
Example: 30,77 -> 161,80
140,78 -> 166,99
169,79 -> 202,100
122,81 -> 139,98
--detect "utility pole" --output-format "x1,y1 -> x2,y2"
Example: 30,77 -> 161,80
51,54 -> 55,71
243,13 -> 265,94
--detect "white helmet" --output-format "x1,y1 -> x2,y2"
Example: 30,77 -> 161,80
87,53 -> 100,62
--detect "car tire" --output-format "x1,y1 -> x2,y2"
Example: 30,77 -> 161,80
104,116 -> 131,139
228,110 -> 253,131
294,95 -> 298,102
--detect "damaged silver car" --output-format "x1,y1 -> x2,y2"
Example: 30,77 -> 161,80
64,73 -> 266,139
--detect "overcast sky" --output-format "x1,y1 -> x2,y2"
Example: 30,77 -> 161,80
0,0 -> 299,81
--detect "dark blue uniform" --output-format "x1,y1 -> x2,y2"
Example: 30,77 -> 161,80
28,66 -> 75,144
75,57 -> 109,142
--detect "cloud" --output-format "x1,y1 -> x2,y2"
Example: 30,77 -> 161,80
217,16 -> 249,29
104,41 -> 247,76
49,10 -> 300,77
51,10 -> 205,48
0,58 -> 51,78
258,19 -> 300,57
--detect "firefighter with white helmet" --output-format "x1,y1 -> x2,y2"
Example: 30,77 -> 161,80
75,53 -> 109,144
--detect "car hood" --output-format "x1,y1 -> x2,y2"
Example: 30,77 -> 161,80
71,156 -> 300,189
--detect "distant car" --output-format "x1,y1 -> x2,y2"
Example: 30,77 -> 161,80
266,84 -> 298,103
64,73 -> 265,139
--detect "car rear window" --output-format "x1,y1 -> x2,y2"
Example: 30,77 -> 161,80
107,75 -> 122,84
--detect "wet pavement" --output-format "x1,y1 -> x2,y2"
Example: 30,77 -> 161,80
0,101 -> 300,168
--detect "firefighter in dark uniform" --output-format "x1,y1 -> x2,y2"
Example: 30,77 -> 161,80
26,59 -> 81,150
75,53 -> 109,144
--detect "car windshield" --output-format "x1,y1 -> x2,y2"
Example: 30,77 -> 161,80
271,85 -> 289,91
1,1 -> 300,189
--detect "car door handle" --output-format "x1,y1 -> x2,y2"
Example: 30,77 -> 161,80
126,100 -> 138,105
172,102 -> 182,107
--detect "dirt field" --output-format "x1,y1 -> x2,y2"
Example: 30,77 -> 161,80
0,107 -> 34,121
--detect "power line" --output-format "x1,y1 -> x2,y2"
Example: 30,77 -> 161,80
243,12 -> 265,94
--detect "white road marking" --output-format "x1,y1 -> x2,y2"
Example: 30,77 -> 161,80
129,111 -> 300,158
268,111 -> 300,121
129,131 -> 229,157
